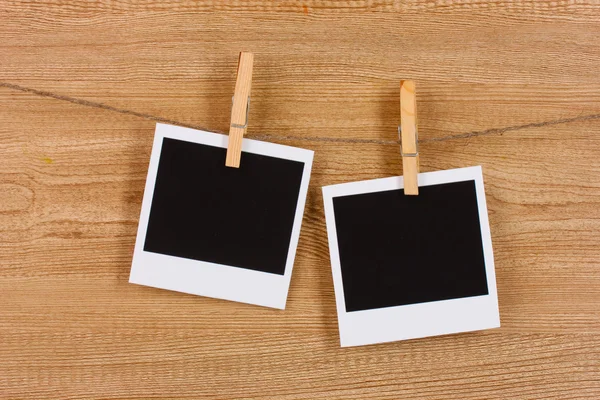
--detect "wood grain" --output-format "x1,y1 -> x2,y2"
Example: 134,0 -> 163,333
1,1 -> 600,399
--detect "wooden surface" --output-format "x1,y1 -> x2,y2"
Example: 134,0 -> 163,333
1,1 -> 600,399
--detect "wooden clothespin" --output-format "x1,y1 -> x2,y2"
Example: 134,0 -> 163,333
225,52 -> 254,168
399,80 -> 419,195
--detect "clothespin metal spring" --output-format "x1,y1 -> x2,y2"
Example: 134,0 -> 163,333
398,126 -> 419,158
230,96 -> 250,130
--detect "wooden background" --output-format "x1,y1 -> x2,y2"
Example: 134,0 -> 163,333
1,1 -> 600,399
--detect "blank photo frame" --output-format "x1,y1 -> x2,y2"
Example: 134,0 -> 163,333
130,123 -> 313,309
322,166 -> 500,347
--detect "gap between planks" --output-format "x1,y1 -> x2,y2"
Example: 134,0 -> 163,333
2,81 -> 600,146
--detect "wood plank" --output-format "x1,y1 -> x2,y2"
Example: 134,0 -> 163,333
1,1 -> 600,398
2,7 -> 600,142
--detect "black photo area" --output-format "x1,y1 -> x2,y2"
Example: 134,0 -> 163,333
333,180 -> 489,312
144,137 -> 305,275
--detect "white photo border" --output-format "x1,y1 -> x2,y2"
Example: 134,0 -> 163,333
130,123 -> 314,309
322,166 -> 500,347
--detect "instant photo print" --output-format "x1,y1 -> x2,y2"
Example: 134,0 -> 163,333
130,123 -> 313,309
322,166 -> 500,347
